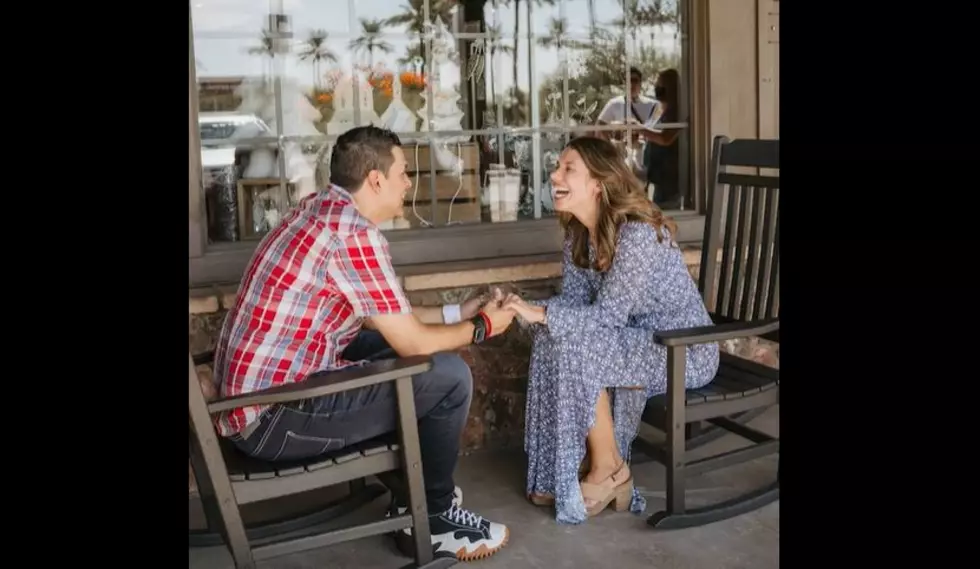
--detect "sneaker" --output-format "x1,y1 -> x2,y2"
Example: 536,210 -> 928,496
389,486 -> 463,528
390,489 -> 508,561
427,503 -> 509,561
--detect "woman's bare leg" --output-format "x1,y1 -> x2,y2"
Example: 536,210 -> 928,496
583,389 -> 630,489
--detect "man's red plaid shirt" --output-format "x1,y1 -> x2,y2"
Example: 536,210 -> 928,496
212,184 -> 412,436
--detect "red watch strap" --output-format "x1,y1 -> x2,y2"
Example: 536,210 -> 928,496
478,311 -> 492,338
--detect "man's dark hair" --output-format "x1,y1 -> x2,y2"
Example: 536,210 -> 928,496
629,66 -> 642,80
329,125 -> 402,192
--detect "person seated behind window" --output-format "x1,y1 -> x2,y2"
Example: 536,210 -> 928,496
501,136 -> 719,525
211,125 -> 516,562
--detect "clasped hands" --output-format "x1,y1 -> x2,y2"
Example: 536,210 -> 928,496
459,288 -> 546,332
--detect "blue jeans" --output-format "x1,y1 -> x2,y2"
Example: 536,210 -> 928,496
230,330 -> 473,514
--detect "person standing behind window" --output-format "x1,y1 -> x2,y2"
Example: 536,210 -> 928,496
644,68 -> 682,208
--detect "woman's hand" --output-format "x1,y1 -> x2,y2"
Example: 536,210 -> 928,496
501,293 -> 546,325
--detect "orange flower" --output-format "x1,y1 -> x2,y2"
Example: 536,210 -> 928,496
399,71 -> 426,89
369,71 -> 394,89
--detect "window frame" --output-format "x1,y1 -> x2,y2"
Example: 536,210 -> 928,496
188,0 -> 710,288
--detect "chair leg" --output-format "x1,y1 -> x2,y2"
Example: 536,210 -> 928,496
648,346 -> 688,528
349,477 -> 366,494
394,375 -> 434,567
686,421 -> 702,440
189,444 -> 223,534
664,397 -> 687,517
190,433 -> 254,568
665,346 -> 687,517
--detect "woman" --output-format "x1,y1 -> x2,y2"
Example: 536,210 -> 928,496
643,68 -> 682,207
502,136 -> 718,525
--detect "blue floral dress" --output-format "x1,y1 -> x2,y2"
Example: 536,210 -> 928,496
525,221 -> 720,525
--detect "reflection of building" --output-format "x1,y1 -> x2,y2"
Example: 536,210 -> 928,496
197,76 -> 246,112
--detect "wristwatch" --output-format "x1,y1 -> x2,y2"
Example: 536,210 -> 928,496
470,312 -> 491,344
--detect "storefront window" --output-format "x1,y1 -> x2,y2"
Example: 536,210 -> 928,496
190,0 -> 692,277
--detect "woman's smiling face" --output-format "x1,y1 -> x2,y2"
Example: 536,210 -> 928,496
550,148 -> 600,215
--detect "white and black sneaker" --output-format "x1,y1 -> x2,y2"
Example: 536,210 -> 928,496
427,504 -> 509,561
390,488 -> 508,561
389,486 -> 463,527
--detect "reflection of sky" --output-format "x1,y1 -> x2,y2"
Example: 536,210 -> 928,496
192,0 -> 679,91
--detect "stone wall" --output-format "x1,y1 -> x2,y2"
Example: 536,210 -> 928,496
188,249 -> 778,494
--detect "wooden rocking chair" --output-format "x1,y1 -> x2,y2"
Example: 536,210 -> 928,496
188,352 -> 457,568
635,135 -> 780,529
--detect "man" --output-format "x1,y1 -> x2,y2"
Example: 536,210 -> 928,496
212,125 -> 515,561
596,66 -> 661,139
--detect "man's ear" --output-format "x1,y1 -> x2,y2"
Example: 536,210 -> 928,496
366,170 -> 381,193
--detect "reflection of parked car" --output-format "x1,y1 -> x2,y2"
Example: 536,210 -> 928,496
200,112 -> 273,147
199,112 -> 279,173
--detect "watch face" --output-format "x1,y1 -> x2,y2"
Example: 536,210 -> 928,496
472,315 -> 487,343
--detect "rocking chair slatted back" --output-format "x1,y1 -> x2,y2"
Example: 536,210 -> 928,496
699,136 -> 780,325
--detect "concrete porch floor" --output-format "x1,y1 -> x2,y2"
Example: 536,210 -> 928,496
190,406 -> 778,569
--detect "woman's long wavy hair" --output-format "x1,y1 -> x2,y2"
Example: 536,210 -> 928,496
559,136 -> 678,272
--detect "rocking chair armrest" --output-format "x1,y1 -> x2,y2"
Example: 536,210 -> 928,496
655,318 -> 780,347
206,356 -> 433,414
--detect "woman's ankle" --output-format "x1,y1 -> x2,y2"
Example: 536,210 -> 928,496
585,457 -> 626,482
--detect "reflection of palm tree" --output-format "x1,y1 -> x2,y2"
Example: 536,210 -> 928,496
299,29 -> 337,89
350,18 -> 394,68
538,18 -> 584,79
614,1 -> 679,34
384,0 -> 455,72
398,44 -> 424,66
484,23 -> 513,107
509,0 -> 556,99
613,0 -> 679,59
537,17 -> 585,50
509,0 -> 521,92
247,30 -> 275,56
247,30 -> 277,80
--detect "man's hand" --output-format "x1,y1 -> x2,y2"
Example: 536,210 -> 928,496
481,288 -> 517,337
460,294 -> 487,321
